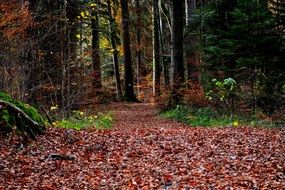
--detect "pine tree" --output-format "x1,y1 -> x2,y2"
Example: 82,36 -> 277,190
202,0 -> 284,112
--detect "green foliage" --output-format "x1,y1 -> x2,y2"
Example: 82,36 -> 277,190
0,92 -> 45,126
0,92 -> 46,138
206,78 -> 237,108
55,111 -> 113,130
161,105 -> 284,128
199,0 -> 285,112
0,92 -> 14,103
0,109 -> 15,130
161,105 -> 236,127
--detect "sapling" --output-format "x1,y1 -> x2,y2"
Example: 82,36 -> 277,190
206,78 -> 238,126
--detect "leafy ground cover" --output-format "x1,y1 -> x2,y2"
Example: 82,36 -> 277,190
55,111 -> 113,130
0,103 -> 285,189
161,105 -> 285,128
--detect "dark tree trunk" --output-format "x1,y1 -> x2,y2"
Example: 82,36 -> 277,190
107,0 -> 122,100
91,5 -> 102,89
120,0 -> 136,101
185,0 -> 199,81
170,0 -> 185,105
66,0 -> 79,61
135,0 -> 142,95
153,0 -> 161,97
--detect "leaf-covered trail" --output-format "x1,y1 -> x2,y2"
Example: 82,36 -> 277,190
110,103 -> 187,129
1,103 -> 285,189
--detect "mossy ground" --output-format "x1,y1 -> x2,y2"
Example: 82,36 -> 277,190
0,92 -> 46,130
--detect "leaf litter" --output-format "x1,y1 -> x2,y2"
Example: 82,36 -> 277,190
0,103 -> 285,189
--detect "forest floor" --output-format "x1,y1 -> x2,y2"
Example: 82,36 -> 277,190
1,103 -> 285,189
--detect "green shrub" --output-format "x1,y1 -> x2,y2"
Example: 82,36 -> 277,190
55,111 -> 113,130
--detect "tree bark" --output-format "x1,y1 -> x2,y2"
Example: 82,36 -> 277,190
120,0 -> 136,101
153,0 -> 161,97
170,0 -> 185,105
107,0 -> 122,100
185,0 -> 199,81
135,0 -> 142,95
91,3 -> 102,89
158,0 -> 170,87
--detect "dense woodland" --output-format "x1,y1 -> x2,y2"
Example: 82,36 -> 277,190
1,0 -> 284,115
0,0 -> 285,189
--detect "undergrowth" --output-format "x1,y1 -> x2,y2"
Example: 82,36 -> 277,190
54,111 -> 113,130
161,105 -> 285,128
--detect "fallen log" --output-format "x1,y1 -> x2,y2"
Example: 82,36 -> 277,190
0,99 -> 45,139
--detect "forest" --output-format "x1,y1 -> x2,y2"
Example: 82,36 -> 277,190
0,0 -> 285,189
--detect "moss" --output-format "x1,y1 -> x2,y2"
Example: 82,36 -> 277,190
0,109 -> 15,128
0,92 -> 14,102
0,92 -> 45,125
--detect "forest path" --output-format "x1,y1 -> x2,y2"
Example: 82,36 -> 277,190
1,103 -> 285,189
108,102 -> 186,130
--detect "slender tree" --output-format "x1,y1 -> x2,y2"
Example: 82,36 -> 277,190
135,0 -> 142,95
91,1 -> 102,89
153,0 -> 161,97
158,0 -> 171,87
62,0 -> 80,116
120,0 -> 136,101
107,0 -> 122,100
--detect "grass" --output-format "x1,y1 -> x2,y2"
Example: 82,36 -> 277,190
54,111 -> 113,130
161,105 -> 285,128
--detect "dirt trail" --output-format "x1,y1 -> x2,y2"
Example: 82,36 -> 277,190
1,103 -> 285,189
109,103 -> 186,130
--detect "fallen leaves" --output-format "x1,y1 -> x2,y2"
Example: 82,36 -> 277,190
0,103 -> 285,189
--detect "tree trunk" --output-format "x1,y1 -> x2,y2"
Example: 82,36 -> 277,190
91,4 -> 102,89
185,0 -> 199,81
107,0 -> 122,100
120,0 -> 136,101
170,0 -> 185,105
153,0 -> 161,97
135,0 -> 142,95
158,0 -> 170,87
66,0 -> 79,62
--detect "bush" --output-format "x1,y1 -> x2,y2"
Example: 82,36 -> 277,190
54,111 -> 113,130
